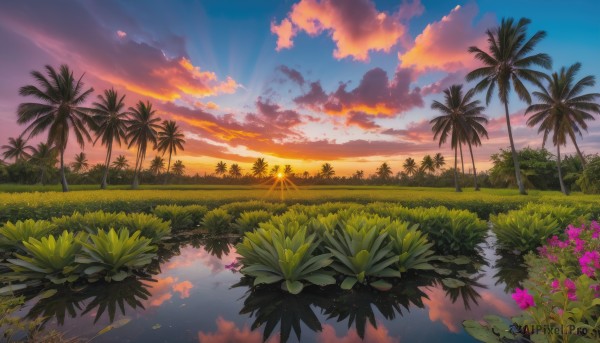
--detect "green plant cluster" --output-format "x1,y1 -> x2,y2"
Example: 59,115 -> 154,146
153,204 -> 207,230
236,212 -> 437,294
2,228 -> 156,286
491,203 -> 591,253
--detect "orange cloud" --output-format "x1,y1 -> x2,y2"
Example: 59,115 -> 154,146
271,18 -> 296,51
144,276 -> 177,307
173,280 -> 194,299
274,0 -> 422,61
198,317 -> 279,343
399,3 -> 496,73
317,323 -> 400,343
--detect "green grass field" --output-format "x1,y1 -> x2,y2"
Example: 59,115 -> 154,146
1,184 -> 598,222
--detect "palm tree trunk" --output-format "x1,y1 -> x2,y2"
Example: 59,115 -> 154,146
504,101 -> 526,195
556,144 -> 567,195
101,142 -> 112,189
459,142 -> 465,176
467,140 -> 479,191
132,148 -> 141,189
164,151 -> 172,185
454,145 -> 462,192
59,149 -> 69,192
568,132 -> 587,167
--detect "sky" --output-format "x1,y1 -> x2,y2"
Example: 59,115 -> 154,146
1,0 -> 599,176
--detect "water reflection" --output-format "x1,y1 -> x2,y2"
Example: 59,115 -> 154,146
10,237 -> 522,342
493,250 -> 529,293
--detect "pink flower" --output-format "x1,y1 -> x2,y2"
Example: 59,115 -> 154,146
566,226 -> 581,241
548,235 -> 561,247
547,254 -> 558,263
591,221 -> 600,239
579,251 -> 600,277
512,288 -> 535,310
574,238 -> 585,253
551,279 -> 560,291
590,284 -> 600,297
564,278 -> 576,292
556,308 -> 564,316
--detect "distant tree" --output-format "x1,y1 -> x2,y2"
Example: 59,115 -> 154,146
71,152 -> 89,174
30,142 -> 57,184
126,101 -> 161,188
229,163 -> 242,178
283,164 -> 293,176
251,158 -> 268,178
467,17 -> 551,194
215,161 -> 227,177
2,136 -> 33,162
420,155 -> 436,175
17,64 -> 95,192
376,162 -> 392,180
320,163 -> 335,179
157,120 -> 185,184
403,158 -> 418,177
91,88 -> 129,189
490,147 -> 556,190
302,171 -> 310,179
270,165 -> 280,176
112,155 -> 129,171
172,160 -> 185,176
149,156 -> 165,176
433,153 -> 446,173
353,170 -> 364,180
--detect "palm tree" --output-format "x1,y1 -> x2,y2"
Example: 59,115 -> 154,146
302,171 -> 310,179
270,165 -> 280,176
320,163 -> 335,179
420,155 -> 435,175
431,85 -> 488,191
112,155 -> 129,171
71,152 -> 89,173
2,136 -> 33,162
17,64 -> 95,192
157,120 -> 185,183
229,163 -> 242,178
29,142 -> 57,184
403,158 -> 418,177
91,88 -> 129,189
149,156 -> 165,176
525,63 -> 600,194
251,158 -> 268,178
283,165 -> 293,176
172,160 -> 185,176
126,101 -> 161,188
215,161 -> 227,177
526,62 -> 600,169
376,162 -> 392,180
466,18 -> 551,195
433,153 -> 446,173
353,170 -> 364,180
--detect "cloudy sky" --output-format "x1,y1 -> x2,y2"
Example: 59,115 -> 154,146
1,0 -> 599,176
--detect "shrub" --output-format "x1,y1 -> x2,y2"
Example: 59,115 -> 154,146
202,208 -> 233,234
577,156 -> 600,194
491,213 -> 560,253
77,228 -> 157,282
220,201 -> 286,219
232,210 -> 272,233
384,222 -> 435,272
0,220 -> 56,253
518,203 -> 590,229
153,204 -> 207,230
236,222 -> 335,294
120,213 -> 171,243
323,215 -> 400,291
5,231 -> 86,284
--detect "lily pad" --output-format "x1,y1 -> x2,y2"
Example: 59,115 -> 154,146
442,278 -> 466,288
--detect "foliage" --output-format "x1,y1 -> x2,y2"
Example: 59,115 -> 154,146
220,200 -> 286,219
5,231 -> 86,284
489,147 -> 558,190
578,156 -> 600,194
0,219 -> 56,252
201,208 -> 233,234
237,222 -> 335,294
153,204 -> 207,230
384,222 -> 435,272
77,228 -> 157,282
465,221 -> 600,342
119,212 -> 171,243
232,210 -> 272,233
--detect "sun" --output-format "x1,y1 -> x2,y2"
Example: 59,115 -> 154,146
277,172 -> 284,179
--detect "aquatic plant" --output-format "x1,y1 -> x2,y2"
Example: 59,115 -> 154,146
202,208 -> 233,234
232,210 -> 272,233
0,219 -> 56,253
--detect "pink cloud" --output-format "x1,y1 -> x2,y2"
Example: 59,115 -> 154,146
173,280 -> 193,299
271,18 -> 296,51
116,30 -> 127,38
274,0 -> 422,61
346,112 -> 381,130
399,3 -> 496,73
198,317 -> 279,343
317,323 -> 400,343
294,67 -> 423,117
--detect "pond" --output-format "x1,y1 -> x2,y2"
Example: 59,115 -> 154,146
11,232 -> 527,342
